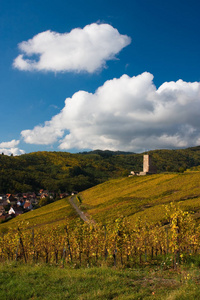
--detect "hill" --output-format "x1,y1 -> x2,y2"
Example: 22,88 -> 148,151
79,170 -> 200,225
1,169 -> 200,284
1,169 -> 200,233
1,146 -> 200,194
0,150 -> 138,194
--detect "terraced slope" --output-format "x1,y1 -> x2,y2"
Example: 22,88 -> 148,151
79,171 -> 200,224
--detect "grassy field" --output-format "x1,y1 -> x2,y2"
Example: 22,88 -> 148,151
0,198 -> 77,233
0,262 -> 200,300
79,171 -> 200,224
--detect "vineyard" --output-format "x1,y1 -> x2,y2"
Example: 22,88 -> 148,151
1,203 -> 200,269
79,171 -> 200,225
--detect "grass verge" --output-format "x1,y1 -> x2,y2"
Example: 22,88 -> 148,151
0,262 -> 200,299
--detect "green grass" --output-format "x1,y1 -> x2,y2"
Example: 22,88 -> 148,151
0,198 -> 78,233
0,262 -> 200,300
79,171 -> 200,224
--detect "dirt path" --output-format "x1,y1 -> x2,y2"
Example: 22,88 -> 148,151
69,196 -> 94,223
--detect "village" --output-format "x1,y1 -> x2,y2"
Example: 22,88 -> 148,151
0,190 -> 71,222
0,155 -> 156,223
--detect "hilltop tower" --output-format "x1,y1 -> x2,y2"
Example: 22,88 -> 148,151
143,154 -> 157,174
129,154 -> 157,176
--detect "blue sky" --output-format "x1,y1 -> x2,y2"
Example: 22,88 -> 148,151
0,0 -> 200,155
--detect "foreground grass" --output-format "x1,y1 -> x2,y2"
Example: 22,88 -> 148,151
0,262 -> 200,300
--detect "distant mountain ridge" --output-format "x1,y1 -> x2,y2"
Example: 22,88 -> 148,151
79,149 -> 134,157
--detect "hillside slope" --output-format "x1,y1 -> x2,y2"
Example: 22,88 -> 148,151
1,170 -> 200,233
0,198 -> 77,233
1,170 -> 200,232
79,171 -> 200,224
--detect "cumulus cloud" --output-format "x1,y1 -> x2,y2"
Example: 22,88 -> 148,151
13,23 -> 131,73
0,140 -> 25,156
0,139 -> 20,148
21,72 -> 200,152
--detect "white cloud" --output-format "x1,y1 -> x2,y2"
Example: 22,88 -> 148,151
0,139 -> 20,148
21,123 -> 64,145
0,140 -> 25,156
21,72 -> 200,152
0,148 -> 25,156
13,23 -> 131,73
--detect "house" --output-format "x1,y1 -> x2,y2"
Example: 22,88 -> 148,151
60,193 -> 70,199
1,200 -> 9,207
23,200 -> 33,211
71,191 -> 78,196
6,194 -> 16,204
0,214 -> 7,222
16,192 -> 37,204
0,205 -> 5,216
27,192 -> 37,202
17,200 -> 24,207
8,205 -> 23,217
22,193 -> 28,200
28,192 -> 36,199
40,193 -> 49,199
0,194 -> 7,202
8,206 -> 15,215
14,206 -> 24,216
15,193 -> 23,201
6,194 -> 11,202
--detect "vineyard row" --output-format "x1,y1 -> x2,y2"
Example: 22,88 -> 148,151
0,204 -> 200,268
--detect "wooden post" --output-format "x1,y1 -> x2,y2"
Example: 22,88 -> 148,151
62,248 -> 66,268
17,227 -> 27,263
32,229 -> 35,263
104,225 -> 108,261
145,238 -> 147,262
166,227 -> 169,255
15,238 -> 20,261
65,226 -> 73,262
113,249 -> 117,267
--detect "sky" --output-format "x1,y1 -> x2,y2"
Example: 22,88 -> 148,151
0,0 -> 200,155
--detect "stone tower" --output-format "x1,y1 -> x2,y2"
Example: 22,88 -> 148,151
143,154 -> 157,174
129,154 -> 157,176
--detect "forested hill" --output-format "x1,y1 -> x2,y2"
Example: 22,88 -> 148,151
0,146 -> 200,194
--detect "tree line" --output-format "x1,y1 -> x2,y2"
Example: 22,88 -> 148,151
0,146 -> 200,194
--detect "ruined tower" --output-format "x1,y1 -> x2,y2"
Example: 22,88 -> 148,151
129,154 -> 157,176
143,154 -> 157,174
